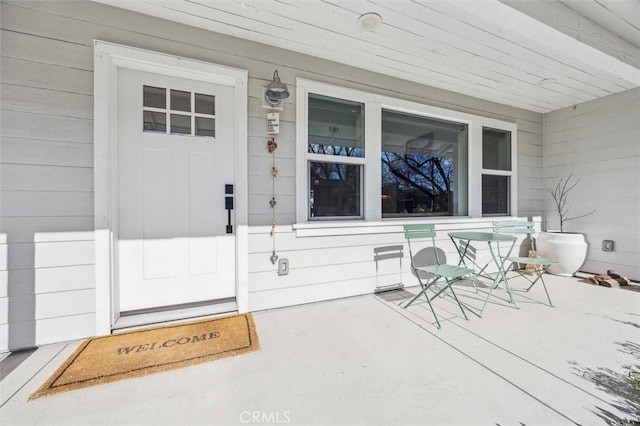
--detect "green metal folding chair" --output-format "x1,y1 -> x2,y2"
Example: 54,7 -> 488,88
403,224 -> 475,328
492,220 -> 558,306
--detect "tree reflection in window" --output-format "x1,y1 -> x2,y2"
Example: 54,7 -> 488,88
308,143 -> 364,158
382,150 -> 454,215
381,110 -> 467,217
309,162 -> 361,218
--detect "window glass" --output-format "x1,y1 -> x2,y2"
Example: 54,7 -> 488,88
308,94 -> 364,157
483,128 -> 511,171
143,111 -> 166,133
297,80 -> 517,223
381,110 -> 468,217
195,93 -> 215,115
482,127 -> 512,216
309,162 -> 362,218
143,86 -> 215,138
195,117 -> 215,137
143,86 -> 165,109
170,114 -> 191,135
171,90 -> 191,112
482,175 -> 510,215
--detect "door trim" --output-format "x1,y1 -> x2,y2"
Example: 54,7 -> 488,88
93,41 -> 249,335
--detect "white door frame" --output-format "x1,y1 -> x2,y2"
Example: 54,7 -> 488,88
93,40 -> 249,335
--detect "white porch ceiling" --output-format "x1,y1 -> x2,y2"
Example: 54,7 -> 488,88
95,0 -> 640,113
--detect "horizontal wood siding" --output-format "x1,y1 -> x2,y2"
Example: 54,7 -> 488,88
1,0 -> 543,350
544,88 -> 640,280
247,218 -> 534,311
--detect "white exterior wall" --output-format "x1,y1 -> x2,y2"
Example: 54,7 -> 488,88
247,218 -> 537,311
0,0 -> 543,351
544,88 -> 640,281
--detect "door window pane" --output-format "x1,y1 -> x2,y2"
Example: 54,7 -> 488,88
482,175 -> 510,215
381,110 -> 468,217
195,117 -> 215,137
195,93 -> 215,115
309,162 -> 361,218
143,111 -> 166,132
308,94 -> 364,157
143,86 -> 166,109
170,114 -> 191,135
171,89 -> 191,112
143,86 -> 217,138
483,128 -> 511,171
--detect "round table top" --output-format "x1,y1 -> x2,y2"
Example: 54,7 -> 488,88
447,231 -> 517,242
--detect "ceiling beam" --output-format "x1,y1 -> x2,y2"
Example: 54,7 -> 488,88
487,0 -> 639,85
501,0 -> 639,69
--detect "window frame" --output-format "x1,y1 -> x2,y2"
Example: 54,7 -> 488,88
481,127 -> 515,216
306,93 -> 367,220
380,108 -> 470,218
295,78 -> 517,224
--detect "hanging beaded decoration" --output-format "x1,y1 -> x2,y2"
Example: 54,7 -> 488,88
268,137 -> 279,264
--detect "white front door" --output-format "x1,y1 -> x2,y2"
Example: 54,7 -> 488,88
117,68 -> 236,313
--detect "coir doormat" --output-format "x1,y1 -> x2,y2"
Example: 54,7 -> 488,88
30,314 -> 259,399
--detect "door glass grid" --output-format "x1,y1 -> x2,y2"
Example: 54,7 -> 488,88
143,85 -> 216,137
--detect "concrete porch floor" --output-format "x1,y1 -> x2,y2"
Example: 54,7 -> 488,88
1,274 -> 639,425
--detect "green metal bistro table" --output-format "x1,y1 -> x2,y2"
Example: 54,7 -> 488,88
447,231 -> 518,317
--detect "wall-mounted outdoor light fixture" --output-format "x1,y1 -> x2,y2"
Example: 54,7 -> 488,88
264,70 -> 290,108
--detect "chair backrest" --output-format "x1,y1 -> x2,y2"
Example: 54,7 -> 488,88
403,224 -> 440,267
492,220 -> 537,250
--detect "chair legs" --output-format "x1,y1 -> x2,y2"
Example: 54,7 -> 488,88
508,265 -> 554,307
404,286 -> 429,309
524,271 -> 553,307
403,276 -> 468,329
405,283 -> 442,329
444,278 -> 469,321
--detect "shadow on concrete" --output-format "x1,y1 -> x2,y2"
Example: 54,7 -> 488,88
0,348 -> 37,381
570,341 -> 640,425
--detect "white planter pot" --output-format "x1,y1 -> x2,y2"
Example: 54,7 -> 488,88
536,231 -> 588,277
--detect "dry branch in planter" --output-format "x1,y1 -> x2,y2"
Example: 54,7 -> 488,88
548,173 -> 596,232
